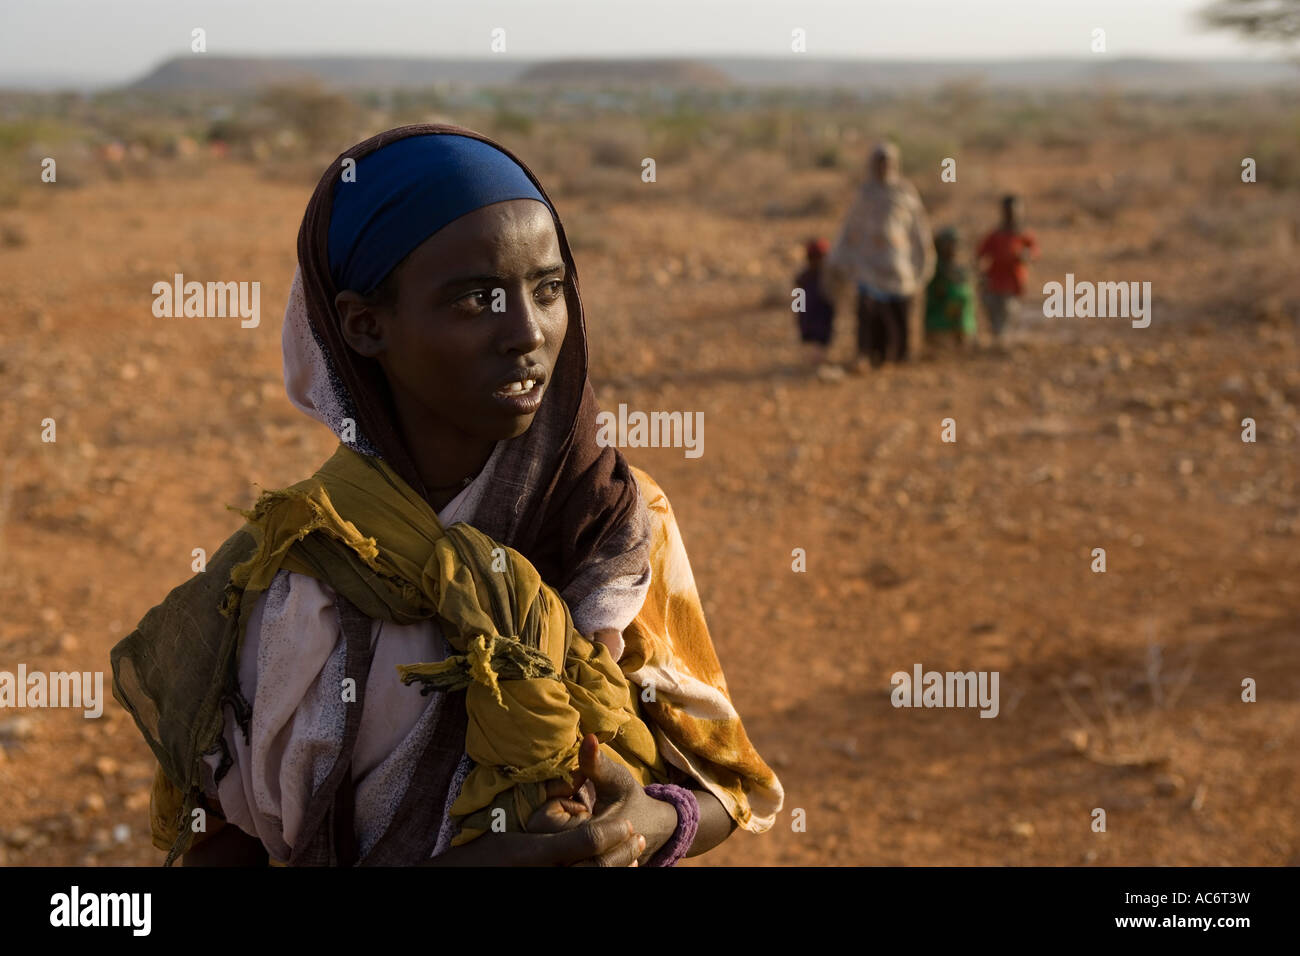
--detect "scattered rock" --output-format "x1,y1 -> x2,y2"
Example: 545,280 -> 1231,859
866,560 -> 905,589
1,222 -> 28,247
1219,376 -> 1247,395
80,793 -> 107,815
4,825 -> 35,849
1154,773 -> 1185,797
1027,464 -> 1064,484
93,756 -> 120,779
828,737 -> 859,758
0,716 -> 37,742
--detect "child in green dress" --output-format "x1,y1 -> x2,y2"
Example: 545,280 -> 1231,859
924,227 -> 976,350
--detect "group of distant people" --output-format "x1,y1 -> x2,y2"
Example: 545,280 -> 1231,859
794,141 -> 1039,370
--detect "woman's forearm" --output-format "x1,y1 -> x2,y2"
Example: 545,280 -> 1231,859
686,788 -> 737,857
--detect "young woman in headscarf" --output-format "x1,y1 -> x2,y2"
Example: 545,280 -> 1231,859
826,141 -> 935,369
111,125 -> 783,867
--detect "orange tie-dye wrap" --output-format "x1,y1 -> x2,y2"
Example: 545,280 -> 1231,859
623,467 -> 784,833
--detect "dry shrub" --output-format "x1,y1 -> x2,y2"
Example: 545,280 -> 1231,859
258,83 -> 359,153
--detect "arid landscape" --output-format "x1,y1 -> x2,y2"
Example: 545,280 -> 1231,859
1,78 -> 1297,866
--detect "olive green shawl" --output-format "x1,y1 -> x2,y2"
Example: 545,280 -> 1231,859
111,444 -> 664,864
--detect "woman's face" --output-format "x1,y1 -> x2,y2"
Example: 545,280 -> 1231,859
870,151 -> 897,182
337,198 -> 569,450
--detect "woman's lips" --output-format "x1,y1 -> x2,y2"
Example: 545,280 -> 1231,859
491,378 -> 545,415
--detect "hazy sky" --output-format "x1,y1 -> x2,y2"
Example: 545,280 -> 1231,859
0,0 -> 1287,86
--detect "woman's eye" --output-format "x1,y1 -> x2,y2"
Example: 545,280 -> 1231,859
536,280 -> 564,302
454,290 -> 491,312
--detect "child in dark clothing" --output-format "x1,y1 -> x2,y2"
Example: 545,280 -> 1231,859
794,237 -> 835,366
976,195 -> 1039,341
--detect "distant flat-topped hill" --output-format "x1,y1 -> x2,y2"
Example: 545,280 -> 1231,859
517,59 -> 731,87
127,56 -> 526,92
124,54 -> 1297,93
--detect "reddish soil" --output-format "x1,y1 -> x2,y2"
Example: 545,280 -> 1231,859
1,132 -> 1296,865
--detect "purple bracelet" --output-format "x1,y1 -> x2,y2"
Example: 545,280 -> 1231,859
643,784 -> 700,867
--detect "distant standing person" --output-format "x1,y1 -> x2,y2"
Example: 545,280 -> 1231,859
827,141 -> 935,370
924,227 -> 977,350
793,237 -> 835,367
976,194 -> 1039,342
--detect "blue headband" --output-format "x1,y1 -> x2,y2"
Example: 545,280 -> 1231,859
327,134 -> 551,295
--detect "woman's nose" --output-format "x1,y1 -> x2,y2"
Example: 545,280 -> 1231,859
496,287 -> 548,355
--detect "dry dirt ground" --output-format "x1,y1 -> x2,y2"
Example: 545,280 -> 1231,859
0,134 -> 1297,866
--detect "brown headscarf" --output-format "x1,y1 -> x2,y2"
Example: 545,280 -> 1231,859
295,124 -> 647,608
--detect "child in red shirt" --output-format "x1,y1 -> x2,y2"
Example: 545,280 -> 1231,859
976,195 -> 1039,341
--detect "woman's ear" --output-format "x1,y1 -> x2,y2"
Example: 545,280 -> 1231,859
335,290 -> 388,358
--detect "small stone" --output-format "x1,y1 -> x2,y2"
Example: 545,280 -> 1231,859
112,824 -> 130,844
1220,375 -> 1246,395
80,793 -> 107,815
1063,729 -> 1089,753
1154,773 -> 1184,797
5,825 -> 35,848
828,737 -> 859,758
0,716 -> 36,741
93,756 -> 120,779
1010,820 -> 1035,839
867,561 -> 905,589
40,816 -> 72,836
